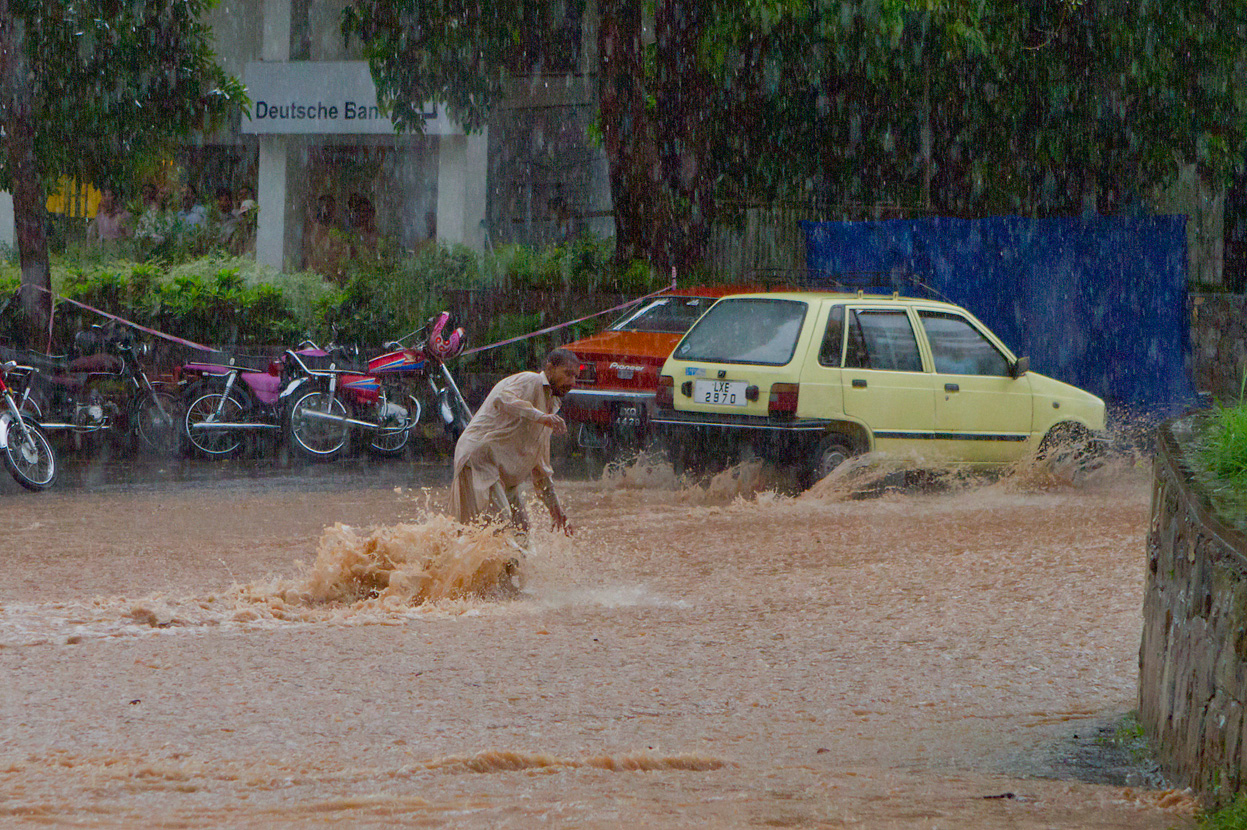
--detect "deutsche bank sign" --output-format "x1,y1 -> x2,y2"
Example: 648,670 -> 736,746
241,61 -> 461,136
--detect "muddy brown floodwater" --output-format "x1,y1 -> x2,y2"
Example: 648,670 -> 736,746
0,454 -> 1199,828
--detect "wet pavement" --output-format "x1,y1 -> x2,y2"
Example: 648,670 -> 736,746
0,453 -> 1200,828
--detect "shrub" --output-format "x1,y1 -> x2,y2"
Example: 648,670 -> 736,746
484,235 -> 613,292
0,232 -> 670,372
1198,793 -> 1247,830
1188,403 -> 1247,533
163,255 -> 331,333
313,242 -> 480,348
465,311 -> 545,375
485,244 -> 538,290
48,264 -> 300,348
1199,405 -> 1247,489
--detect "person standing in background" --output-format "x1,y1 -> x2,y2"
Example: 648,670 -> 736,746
303,194 -> 351,283
88,187 -> 131,243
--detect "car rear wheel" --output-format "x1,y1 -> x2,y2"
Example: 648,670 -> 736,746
802,435 -> 856,489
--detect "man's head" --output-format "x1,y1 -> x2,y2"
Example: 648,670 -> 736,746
543,348 -> 578,397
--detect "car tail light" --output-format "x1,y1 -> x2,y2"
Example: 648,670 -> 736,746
656,375 -> 674,408
769,382 -> 799,416
578,360 -> 597,384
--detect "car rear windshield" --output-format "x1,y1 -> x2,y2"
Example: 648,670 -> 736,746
610,297 -> 713,333
673,299 -> 808,365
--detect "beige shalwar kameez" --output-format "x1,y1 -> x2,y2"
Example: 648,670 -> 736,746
449,370 -> 564,528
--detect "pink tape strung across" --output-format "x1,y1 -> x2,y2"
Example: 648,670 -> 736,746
459,285 -> 677,358
28,284 -> 215,353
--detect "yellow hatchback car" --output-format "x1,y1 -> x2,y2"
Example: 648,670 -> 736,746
653,291 -> 1106,484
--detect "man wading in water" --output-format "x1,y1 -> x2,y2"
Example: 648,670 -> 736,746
450,348 -> 576,538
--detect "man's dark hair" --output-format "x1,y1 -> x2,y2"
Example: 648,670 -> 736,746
545,348 -> 578,369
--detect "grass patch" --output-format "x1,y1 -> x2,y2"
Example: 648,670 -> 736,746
1097,711 -> 1153,764
1184,405 -> 1247,532
1198,794 -> 1247,829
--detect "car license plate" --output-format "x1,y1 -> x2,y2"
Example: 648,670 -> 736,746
694,379 -> 747,406
613,405 -> 641,427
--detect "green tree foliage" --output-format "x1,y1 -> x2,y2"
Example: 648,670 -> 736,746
343,0 -> 1247,268
341,0 -> 532,133
708,0 -> 1247,217
2,0 -> 245,190
0,0 -> 245,345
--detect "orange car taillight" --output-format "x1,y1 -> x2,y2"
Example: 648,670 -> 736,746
656,375 -> 674,408
769,382 -> 799,416
578,360 -> 597,384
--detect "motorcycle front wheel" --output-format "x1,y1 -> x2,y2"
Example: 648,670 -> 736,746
184,386 -> 249,457
288,389 -> 349,461
4,420 -> 57,491
133,391 -> 183,457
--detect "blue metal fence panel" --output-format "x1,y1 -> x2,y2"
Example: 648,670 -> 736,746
800,215 -> 1195,414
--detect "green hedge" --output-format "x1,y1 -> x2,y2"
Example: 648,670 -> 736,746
0,235 -> 695,374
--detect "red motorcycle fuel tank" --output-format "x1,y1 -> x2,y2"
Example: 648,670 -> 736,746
368,349 -> 426,375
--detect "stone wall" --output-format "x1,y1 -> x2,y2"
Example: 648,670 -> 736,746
1190,293 -> 1247,404
1139,424 -> 1247,795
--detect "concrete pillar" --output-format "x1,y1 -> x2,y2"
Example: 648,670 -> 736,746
436,129 -> 488,252
262,0 -> 291,61
0,192 -> 13,249
257,137 -> 292,269
256,0 -> 293,270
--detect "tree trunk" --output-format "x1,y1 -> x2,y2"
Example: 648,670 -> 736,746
655,0 -> 713,275
0,2 -> 52,350
596,0 -> 663,268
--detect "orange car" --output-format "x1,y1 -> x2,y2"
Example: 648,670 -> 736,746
562,287 -> 756,458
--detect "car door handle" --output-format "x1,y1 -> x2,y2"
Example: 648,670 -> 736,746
945,383 -> 960,393
852,379 -> 867,388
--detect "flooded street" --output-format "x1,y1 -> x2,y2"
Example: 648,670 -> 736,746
0,456 -> 1197,828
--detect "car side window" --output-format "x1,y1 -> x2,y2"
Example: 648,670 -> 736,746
818,305 -> 844,367
919,311 -> 1010,376
844,310 -> 923,372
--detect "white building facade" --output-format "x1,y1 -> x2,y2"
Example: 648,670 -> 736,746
1,0 -> 613,269
212,0 -> 611,270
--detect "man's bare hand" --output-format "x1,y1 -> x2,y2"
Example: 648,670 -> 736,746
552,509 -> 573,536
539,413 -> 568,435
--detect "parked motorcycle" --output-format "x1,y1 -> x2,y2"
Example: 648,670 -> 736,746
0,360 -> 57,490
10,323 -> 181,457
178,351 -> 288,457
283,313 -> 469,461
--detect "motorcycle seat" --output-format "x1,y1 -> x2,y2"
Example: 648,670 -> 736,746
289,349 -> 367,375
66,353 -> 124,374
192,350 -> 277,372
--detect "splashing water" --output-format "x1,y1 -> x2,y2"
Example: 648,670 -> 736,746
0,513 -> 532,646
594,422 -> 1151,507
266,515 -> 518,606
